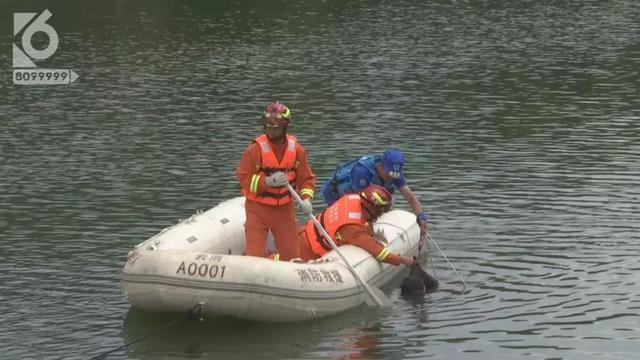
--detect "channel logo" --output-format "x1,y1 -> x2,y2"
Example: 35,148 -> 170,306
13,9 -> 79,85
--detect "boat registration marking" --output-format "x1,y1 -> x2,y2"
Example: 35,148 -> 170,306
176,261 -> 227,279
295,268 -> 343,283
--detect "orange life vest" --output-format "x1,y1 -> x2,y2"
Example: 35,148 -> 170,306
243,134 -> 298,206
305,194 -> 367,256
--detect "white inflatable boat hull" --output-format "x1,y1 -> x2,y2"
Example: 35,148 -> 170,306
121,197 -> 420,322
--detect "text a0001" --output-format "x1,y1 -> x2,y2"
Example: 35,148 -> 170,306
176,261 -> 227,279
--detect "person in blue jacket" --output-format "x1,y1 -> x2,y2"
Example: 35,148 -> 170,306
320,148 -> 429,237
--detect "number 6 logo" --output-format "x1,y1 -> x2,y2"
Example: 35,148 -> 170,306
13,9 -> 59,68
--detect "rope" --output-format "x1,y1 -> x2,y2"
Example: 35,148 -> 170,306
374,221 -> 411,248
427,240 -> 438,277
82,303 -> 204,360
427,233 -> 467,288
375,220 -> 429,260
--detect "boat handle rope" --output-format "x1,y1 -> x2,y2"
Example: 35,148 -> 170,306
77,302 -> 205,360
373,221 -> 412,248
377,220 -> 439,278
375,220 -> 427,259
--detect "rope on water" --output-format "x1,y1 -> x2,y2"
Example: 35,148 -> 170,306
84,303 -> 204,360
427,240 -> 438,277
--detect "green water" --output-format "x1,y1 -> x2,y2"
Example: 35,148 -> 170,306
1,0 -> 639,359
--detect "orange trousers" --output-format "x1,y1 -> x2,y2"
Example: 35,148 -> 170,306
244,199 -> 299,260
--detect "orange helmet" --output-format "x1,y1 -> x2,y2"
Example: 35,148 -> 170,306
360,184 -> 392,216
262,101 -> 292,128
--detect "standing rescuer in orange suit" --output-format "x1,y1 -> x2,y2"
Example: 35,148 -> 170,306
298,184 -> 417,266
236,101 -> 316,261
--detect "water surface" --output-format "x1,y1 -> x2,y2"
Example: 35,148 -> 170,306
1,0 -> 639,359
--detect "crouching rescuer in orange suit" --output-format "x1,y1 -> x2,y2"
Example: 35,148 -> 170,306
236,101 -> 316,261
298,184 -> 417,266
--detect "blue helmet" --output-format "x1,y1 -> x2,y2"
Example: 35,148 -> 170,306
382,149 -> 404,179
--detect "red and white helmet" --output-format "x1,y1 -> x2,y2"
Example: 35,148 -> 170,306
262,101 -> 292,128
360,184 -> 392,216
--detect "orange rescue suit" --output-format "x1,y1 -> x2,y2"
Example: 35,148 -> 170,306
242,134 -> 297,205
305,194 -> 366,256
300,194 -> 405,265
236,134 -> 316,260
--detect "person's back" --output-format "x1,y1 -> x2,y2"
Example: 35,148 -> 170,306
322,156 -> 376,205
320,148 -> 429,238
298,185 -> 415,266
321,150 -> 406,205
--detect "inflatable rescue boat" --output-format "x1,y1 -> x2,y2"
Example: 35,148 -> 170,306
121,197 -> 420,322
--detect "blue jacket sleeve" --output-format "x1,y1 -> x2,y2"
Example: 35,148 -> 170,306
394,176 -> 407,188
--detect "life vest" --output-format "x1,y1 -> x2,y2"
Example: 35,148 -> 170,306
243,134 -> 297,206
328,155 -> 396,195
305,194 -> 367,256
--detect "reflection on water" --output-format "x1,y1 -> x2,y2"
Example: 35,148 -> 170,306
1,0 -> 639,359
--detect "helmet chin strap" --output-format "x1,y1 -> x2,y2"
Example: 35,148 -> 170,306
363,205 -> 380,222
